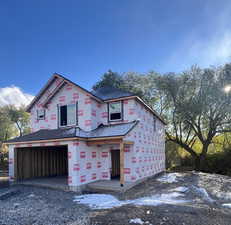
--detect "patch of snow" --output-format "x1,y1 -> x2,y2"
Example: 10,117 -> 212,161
211,190 -> 231,200
133,192 -> 188,206
191,186 -> 215,203
74,192 -> 189,209
156,173 -> 181,183
222,203 -> 231,208
28,194 -> 35,198
172,186 -> 188,193
73,194 -> 130,209
129,218 -> 144,224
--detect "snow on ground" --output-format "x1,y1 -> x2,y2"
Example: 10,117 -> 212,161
129,218 -> 144,224
211,190 -> 231,200
129,218 -> 153,225
191,186 -> 215,203
133,192 -> 188,206
222,203 -> 231,208
73,194 -> 128,209
74,191 -> 189,209
156,173 -> 181,183
172,186 -> 188,193
73,173 -> 231,210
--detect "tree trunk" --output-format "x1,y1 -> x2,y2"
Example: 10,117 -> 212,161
194,156 -> 201,171
193,151 -> 208,171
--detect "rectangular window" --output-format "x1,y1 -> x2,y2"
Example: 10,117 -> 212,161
109,101 -> 122,121
37,109 -> 45,120
59,104 -> 77,127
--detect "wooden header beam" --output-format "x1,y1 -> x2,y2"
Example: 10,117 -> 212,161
87,139 -> 121,146
86,138 -> 134,146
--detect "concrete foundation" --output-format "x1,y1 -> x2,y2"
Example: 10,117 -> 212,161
16,176 -> 69,191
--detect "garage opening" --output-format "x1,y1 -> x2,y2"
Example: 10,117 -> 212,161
15,145 -> 68,180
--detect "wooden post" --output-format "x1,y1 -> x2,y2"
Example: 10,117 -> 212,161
120,141 -> 124,187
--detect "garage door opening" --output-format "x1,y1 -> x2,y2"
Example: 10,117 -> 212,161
15,145 -> 68,181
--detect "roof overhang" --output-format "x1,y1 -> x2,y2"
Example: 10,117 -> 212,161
104,96 -> 166,125
135,96 -> 167,125
5,136 -> 134,146
26,73 -> 103,112
26,72 -> 166,125
26,74 -> 58,112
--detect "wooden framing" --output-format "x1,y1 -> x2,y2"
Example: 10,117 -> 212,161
86,136 -> 123,141
14,145 -> 68,180
87,140 -> 121,146
111,150 -> 120,178
86,138 -> 134,146
120,141 -> 125,186
86,136 -> 123,146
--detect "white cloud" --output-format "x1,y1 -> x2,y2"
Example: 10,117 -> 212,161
0,86 -> 34,108
166,3 -> 231,71
179,31 -> 231,68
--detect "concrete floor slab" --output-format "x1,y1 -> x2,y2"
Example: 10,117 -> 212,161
16,176 -> 69,191
86,179 -> 137,192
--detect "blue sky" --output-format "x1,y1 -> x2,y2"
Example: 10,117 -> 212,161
1,0 -> 231,104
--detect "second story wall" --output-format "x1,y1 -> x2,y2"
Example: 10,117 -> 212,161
30,78 -> 100,132
29,76 -> 162,133
30,87 -> 139,133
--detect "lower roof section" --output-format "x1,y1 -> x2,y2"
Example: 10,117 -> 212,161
5,121 -> 138,144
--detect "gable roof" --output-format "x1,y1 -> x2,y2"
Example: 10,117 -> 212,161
5,121 -> 138,144
26,73 -> 166,124
91,86 -> 136,100
26,73 -> 103,112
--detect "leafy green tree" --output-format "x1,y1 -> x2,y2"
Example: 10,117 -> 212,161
7,105 -> 30,137
0,106 -> 19,168
0,106 -> 17,142
93,70 -> 167,114
94,64 -> 231,170
93,70 -> 124,91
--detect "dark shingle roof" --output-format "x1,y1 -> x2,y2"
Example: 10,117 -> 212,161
6,121 -> 138,143
91,86 -> 135,100
77,121 -> 138,138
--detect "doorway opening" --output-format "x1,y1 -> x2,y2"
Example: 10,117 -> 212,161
111,150 -> 120,179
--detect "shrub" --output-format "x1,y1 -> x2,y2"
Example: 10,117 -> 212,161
180,147 -> 231,175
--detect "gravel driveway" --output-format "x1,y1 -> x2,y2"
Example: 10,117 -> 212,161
0,172 -> 231,225
0,186 -> 89,225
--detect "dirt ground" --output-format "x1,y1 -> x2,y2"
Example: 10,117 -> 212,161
1,172 -> 231,225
